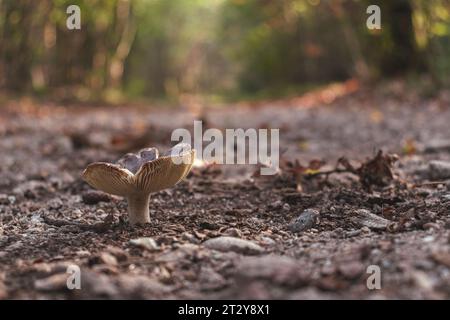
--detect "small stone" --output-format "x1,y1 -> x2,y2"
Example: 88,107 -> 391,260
34,273 -> 68,291
260,236 -> 276,246
345,229 -> 362,238
428,161 -> 450,180
423,222 -> 440,230
129,237 -> 160,251
82,190 -> 111,205
105,246 -> 129,262
81,271 -> 119,297
75,250 -> 91,258
0,194 -> 8,205
270,200 -> 283,209
338,261 -> 365,279
48,198 -> 63,210
424,140 -> 450,153
352,209 -> 390,230
89,252 -> 118,266
414,259 -> 435,270
0,195 -> 15,205
361,226 -> 371,233
431,250 -> 450,268
199,221 -> 220,230
6,241 -> 23,252
411,271 -> 435,291
156,244 -> 199,263
320,261 -> 336,276
181,232 -> 200,244
283,203 -> 291,211
235,255 -> 309,287
223,227 -> 242,238
444,219 -> 450,229
288,209 -> 319,233
198,267 -> 227,291
203,236 -> 263,255
116,274 -> 169,297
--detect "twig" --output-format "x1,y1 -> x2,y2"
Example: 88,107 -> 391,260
305,168 -> 354,178
42,214 -> 116,233
412,181 -> 447,188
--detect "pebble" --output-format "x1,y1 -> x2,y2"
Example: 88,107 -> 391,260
431,250 -> 450,268
34,273 -> 68,291
411,271 -> 435,291
222,227 -> 242,238
129,237 -> 160,251
6,241 -> 23,252
75,250 -> 91,258
89,252 -> 118,266
48,198 -> 63,210
105,246 -> 129,262
198,267 -> 227,290
288,209 -> 319,233
235,255 -> 309,286
82,190 -> 112,205
345,229 -> 362,238
270,200 -> 283,209
361,226 -> 371,233
352,209 -> 390,230
81,271 -> 119,297
260,236 -> 276,246
181,232 -> 200,244
423,222 -> 440,230
424,140 -> 450,153
338,261 -> 365,279
428,160 -> 450,180
0,194 -> 13,205
156,244 -> 200,263
203,236 -> 263,255
116,275 -> 170,296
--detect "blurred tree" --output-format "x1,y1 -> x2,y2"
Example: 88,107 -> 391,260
380,0 -> 421,75
0,0 -> 37,91
0,0 -> 448,99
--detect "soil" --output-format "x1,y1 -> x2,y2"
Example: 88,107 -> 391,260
1,84 -> 450,299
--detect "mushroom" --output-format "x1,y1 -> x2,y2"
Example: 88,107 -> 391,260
82,143 -> 195,225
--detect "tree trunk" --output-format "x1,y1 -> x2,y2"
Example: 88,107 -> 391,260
382,0 -> 419,75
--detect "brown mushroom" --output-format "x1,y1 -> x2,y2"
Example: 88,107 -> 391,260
82,143 -> 195,225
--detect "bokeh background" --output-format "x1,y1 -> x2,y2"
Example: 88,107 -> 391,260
0,0 -> 449,103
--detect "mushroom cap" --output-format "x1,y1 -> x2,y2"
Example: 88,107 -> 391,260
134,148 -> 195,193
82,162 -> 135,197
117,153 -> 141,174
82,145 -> 195,196
139,147 -> 159,162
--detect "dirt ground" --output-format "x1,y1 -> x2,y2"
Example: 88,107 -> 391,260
1,83 -> 450,299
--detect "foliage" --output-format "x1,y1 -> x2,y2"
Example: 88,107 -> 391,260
0,0 -> 449,101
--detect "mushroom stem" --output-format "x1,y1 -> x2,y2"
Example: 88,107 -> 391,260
126,193 -> 150,225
